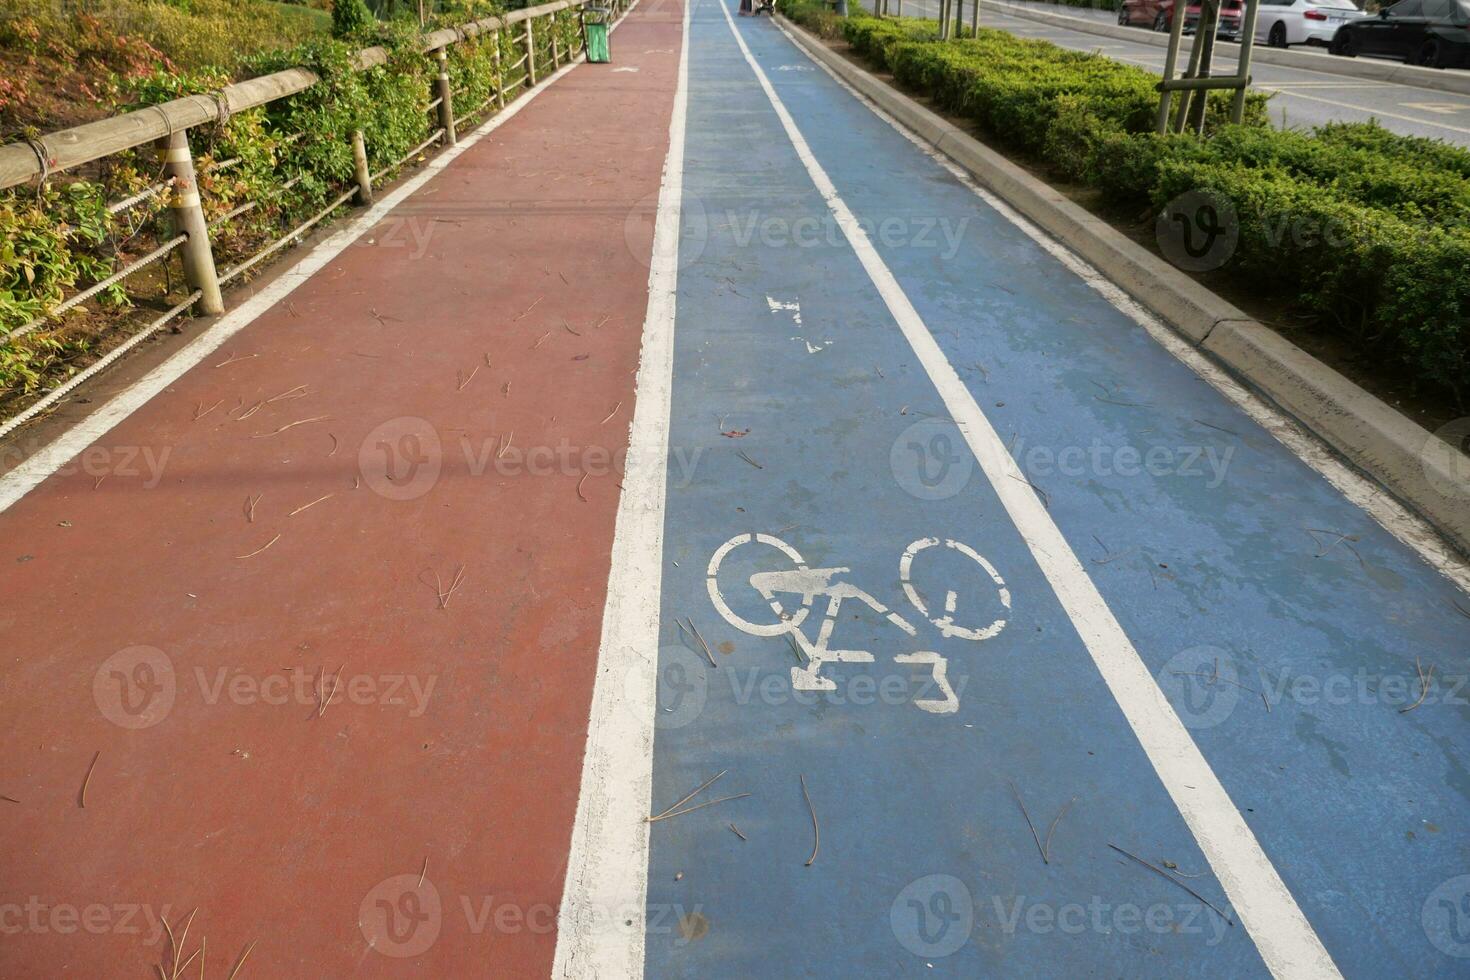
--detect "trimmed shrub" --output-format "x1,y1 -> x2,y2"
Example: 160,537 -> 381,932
793,7 -> 1469,399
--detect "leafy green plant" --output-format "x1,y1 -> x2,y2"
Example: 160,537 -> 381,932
333,0 -> 377,38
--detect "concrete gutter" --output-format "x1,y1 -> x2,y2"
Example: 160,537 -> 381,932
978,0 -> 1470,97
778,14 -> 1470,555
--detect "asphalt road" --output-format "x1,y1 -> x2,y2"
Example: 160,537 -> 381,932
867,0 -> 1470,143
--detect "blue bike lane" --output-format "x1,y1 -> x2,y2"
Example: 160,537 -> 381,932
635,2 -> 1470,976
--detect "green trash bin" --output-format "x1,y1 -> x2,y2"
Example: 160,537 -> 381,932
585,6 -> 612,63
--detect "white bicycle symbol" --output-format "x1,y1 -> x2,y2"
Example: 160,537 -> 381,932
705,533 -> 1011,714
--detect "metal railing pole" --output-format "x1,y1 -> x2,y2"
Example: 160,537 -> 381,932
351,129 -> 373,205
434,47 -> 457,145
156,130 -> 223,315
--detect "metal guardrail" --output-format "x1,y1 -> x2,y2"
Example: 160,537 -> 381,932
0,0 -> 627,383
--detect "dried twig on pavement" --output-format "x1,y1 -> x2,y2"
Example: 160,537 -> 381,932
647,794 -> 751,823
264,385 -> 307,404
252,416 -> 331,438
1043,797 -> 1076,864
649,770 -> 727,821
685,617 -> 716,668
1400,658 -> 1434,714
317,663 -> 345,717
1108,843 -> 1232,926
514,296 -> 543,321
80,750 -> 100,808
225,940 -> 256,980
1009,779 -> 1046,864
289,494 -> 334,517
234,533 -> 281,560
800,774 -> 819,866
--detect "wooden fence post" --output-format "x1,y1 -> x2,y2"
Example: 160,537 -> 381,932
525,18 -> 537,87
351,129 -> 373,205
156,129 -> 224,315
434,47 -> 457,145
492,29 -> 507,108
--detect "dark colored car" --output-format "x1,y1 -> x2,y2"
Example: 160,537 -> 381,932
1117,0 -> 1177,32
1329,0 -> 1470,67
1185,0 -> 1246,38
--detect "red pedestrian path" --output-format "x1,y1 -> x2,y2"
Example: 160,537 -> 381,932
0,2 -> 682,974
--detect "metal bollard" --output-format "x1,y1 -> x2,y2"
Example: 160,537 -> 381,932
351,129 -> 373,206
434,47 -> 457,145
156,129 -> 224,315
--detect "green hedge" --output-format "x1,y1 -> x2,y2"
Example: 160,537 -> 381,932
780,3 -> 1469,400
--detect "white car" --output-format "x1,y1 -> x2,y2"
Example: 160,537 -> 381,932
1254,0 -> 1371,46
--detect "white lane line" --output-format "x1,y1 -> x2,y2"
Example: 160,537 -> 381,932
1264,87 -> 1470,135
726,5 -> 1341,977
551,0 -> 690,977
0,4 -> 641,516
774,17 -> 1470,593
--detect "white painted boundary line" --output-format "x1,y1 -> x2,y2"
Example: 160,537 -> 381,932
725,4 -> 1341,977
771,16 -> 1470,595
551,0 -> 689,976
0,4 -> 639,515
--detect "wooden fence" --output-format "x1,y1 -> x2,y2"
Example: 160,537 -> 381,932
0,0 -> 629,436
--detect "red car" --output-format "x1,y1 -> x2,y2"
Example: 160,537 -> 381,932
1117,0 -> 1177,31
1184,0 -> 1246,39
1117,0 -> 1244,37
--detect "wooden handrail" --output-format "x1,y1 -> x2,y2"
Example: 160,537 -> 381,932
0,0 -> 588,191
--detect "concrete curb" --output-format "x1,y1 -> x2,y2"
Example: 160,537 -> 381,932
978,0 -> 1470,97
778,14 -> 1470,554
